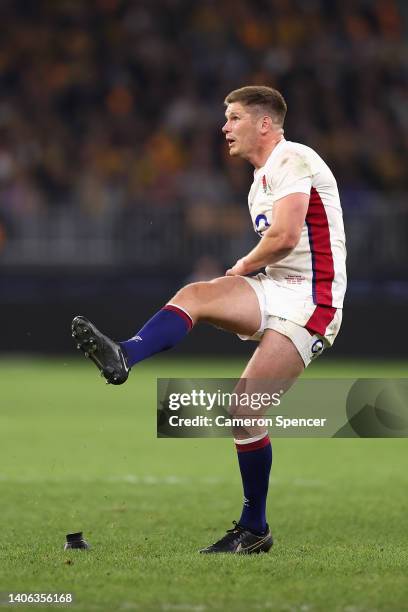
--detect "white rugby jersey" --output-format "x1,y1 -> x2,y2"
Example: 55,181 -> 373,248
248,139 -> 347,308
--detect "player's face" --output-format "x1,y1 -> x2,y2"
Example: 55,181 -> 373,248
222,103 -> 259,159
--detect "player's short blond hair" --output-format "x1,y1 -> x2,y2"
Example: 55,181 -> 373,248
224,86 -> 287,126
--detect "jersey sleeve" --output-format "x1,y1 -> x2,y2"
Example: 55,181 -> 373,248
269,150 -> 312,201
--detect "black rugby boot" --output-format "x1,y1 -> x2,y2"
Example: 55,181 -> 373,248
71,316 -> 129,385
199,521 -> 273,554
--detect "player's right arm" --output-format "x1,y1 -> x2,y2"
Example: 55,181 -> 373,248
226,192 -> 309,276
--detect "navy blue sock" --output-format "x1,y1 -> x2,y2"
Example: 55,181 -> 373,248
236,434 -> 272,534
120,304 -> 193,367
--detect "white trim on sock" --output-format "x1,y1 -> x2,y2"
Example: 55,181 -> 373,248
234,431 -> 269,445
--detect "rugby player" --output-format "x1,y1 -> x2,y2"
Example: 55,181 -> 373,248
72,86 -> 346,554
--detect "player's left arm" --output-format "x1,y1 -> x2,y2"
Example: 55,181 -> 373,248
226,192 -> 309,276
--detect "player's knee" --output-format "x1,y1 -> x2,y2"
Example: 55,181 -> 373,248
170,281 -> 213,318
172,281 -> 206,303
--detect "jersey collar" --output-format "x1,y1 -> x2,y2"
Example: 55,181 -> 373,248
254,138 -> 287,177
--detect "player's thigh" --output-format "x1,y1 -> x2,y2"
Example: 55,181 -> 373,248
242,329 -> 305,380
232,329 -> 304,438
171,276 -> 261,337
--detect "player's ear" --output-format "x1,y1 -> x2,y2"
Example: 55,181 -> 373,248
259,115 -> 272,133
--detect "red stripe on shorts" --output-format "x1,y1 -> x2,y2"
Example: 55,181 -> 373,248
305,305 -> 336,336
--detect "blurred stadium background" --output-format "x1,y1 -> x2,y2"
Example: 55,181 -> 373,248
0,0 -> 407,357
1,3 -> 407,610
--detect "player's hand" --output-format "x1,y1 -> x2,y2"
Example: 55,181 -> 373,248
225,257 -> 251,276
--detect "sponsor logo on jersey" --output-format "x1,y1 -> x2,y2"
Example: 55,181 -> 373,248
255,213 -> 271,236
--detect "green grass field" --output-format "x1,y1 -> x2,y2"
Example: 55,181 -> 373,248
0,357 -> 407,612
